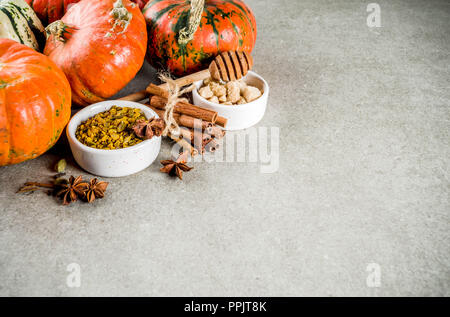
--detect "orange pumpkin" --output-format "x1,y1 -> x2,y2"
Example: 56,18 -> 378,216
25,0 -> 150,25
44,0 -> 147,106
24,0 -> 80,25
0,39 -> 71,166
143,0 -> 257,76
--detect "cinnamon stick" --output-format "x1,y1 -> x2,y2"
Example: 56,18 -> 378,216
150,95 -> 218,123
168,132 -> 198,156
146,104 -> 214,130
147,96 -> 228,128
119,90 -> 147,102
178,127 -> 210,142
178,127 -> 212,154
119,69 -> 211,102
215,116 -> 228,128
178,127 -> 194,142
144,104 -> 219,155
204,139 -> 220,153
205,125 -> 226,139
147,84 -> 228,128
146,84 -> 169,99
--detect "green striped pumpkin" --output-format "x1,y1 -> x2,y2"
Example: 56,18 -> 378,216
143,0 -> 257,76
0,0 -> 46,51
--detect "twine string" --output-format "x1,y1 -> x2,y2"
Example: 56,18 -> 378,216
158,72 -> 195,137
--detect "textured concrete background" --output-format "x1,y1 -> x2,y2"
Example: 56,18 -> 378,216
0,0 -> 449,296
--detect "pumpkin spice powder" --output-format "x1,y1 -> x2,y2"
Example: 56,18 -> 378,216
75,105 -> 147,149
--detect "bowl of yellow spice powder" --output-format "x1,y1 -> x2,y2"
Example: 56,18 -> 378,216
67,101 -> 161,177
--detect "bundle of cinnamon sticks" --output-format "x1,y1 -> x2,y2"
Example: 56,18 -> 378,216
144,84 -> 226,156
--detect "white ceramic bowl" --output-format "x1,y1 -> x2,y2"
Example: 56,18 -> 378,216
192,70 -> 269,130
67,100 -> 161,177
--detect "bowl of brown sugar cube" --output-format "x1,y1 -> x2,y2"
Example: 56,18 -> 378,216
192,71 -> 269,130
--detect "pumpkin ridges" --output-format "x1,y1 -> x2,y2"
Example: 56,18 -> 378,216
203,5 -> 220,48
39,80 -> 60,147
0,39 -> 71,166
143,0 -> 181,15
205,4 -> 241,50
220,0 -> 255,33
71,65 -> 105,106
212,2 -> 254,51
47,26 -> 100,106
22,81 -> 42,159
4,85 -> 38,162
0,88 -> 11,165
5,58 -> 67,158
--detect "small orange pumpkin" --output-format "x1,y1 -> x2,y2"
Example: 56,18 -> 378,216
0,38 -> 71,166
25,0 -> 150,25
44,0 -> 148,106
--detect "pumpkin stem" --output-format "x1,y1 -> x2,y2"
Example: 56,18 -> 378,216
178,0 -> 205,45
110,0 -> 132,35
45,20 -> 77,43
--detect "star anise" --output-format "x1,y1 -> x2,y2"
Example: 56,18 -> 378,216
160,153 -> 193,180
56,175 -> 88,205
132,117 -> 165,140
85,178 -> 109,203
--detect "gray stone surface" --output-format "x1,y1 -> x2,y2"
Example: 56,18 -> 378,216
0,0 -> 449,296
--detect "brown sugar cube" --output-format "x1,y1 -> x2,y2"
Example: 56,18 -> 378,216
243,86 -> 262,103
209,96 -> 219,104
218,94 -> 227,103
237,80 -> 247,94
199,85 -> 214,99
237,97 -> 247,105
209,81 -> 225,96
209,80 -> 219,90
212,84 -> 226,97
226,81 -> 240,103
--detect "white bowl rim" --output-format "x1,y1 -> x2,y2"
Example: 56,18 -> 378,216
192,70 -> 269,109
67,100 -> 160,155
